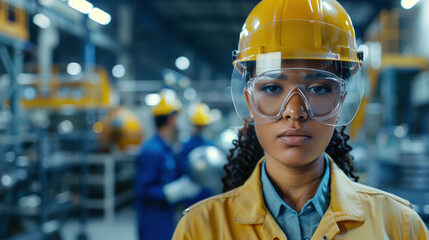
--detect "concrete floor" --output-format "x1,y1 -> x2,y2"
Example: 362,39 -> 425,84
61,206 -> 137,240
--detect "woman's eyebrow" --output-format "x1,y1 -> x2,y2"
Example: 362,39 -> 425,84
261,72 -> 288,80
305,72 -> 330,80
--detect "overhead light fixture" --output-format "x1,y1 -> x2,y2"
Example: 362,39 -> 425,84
67,0 -> 93,14
145,94 -> 161,106
89,7 -> 111,25
112,64 -> 125,78
401,0 -> 420,9
175,56 -> 190,71
67,62 -> 82,76
33,13 -> 51,29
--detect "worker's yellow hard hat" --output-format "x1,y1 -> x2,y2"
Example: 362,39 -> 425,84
233,0 -> 363,67
152,89 -> 182,117
189,103 -> 212,126
231,0 -> 365,127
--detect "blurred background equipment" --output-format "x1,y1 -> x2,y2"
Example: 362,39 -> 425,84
98,106 -> 144,152
187,146 -> 227,194
20,66 -> 115,110
350,4 -> 429,221
0,0 -> 428,239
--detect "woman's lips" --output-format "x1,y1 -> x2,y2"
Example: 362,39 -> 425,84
277,135 -> 311,145
277,129 -> 311,145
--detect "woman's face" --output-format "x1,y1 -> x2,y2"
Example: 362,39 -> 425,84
246,60 -> 338,167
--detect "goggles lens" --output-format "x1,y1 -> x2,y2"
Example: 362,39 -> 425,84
248,69 -> 346,120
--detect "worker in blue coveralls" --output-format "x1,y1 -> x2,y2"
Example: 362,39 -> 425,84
135,89 -> 202,240
178,103 -> 214,176
177,103 -> 215,204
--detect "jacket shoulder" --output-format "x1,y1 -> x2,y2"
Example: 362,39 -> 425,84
173,188 -> 242,239
184,186 -> 242,214
352,181 -> 412,208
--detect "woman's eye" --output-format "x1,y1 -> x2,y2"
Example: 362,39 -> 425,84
261,85 -> 282,94
308,85 -> 330,94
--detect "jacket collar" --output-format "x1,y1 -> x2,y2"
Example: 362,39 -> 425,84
328,155 -> 366,222
233,155 -> 366,224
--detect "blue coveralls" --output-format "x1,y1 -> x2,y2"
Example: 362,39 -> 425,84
135,134 -> 179,240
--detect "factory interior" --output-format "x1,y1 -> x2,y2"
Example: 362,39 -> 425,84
0,0 -> 428,239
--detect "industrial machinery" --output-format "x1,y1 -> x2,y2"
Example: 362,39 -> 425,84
20,66 -> 115,111
98,106 -> 144,152
0,0 -> 143,239
0,0 -> 29,41
187,146 -> 227,194
357,8 -> 429,220
18,65 -> 141,225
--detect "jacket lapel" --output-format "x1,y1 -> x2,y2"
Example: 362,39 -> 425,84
328,156 -> 366,222
233,158 -> 266,224
312,157 -> 366,239
233,157 -> 287,239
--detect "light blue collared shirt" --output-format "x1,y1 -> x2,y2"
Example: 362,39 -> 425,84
261,155 -> 331,240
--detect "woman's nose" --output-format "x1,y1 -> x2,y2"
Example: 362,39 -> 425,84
282,92 -> 308,121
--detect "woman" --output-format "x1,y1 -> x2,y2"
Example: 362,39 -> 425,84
172,0 -> 429,239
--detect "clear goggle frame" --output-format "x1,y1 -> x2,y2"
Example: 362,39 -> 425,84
246,68 -> 348,123
231,61 -> 365,126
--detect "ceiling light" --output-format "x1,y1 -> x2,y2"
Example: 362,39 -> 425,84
89,7 -> 111,25
33,13 -> 51,29
112,64 -> 125,78
175,56 -> 190,71
68,0 -> 93,14
145,94 -> 161,106
67,62 -> 82,76
401,0 -> 420,9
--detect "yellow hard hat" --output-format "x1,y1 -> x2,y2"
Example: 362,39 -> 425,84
189,103 -> 212,126
152,89 -> 182,116
233,0 -> 363,67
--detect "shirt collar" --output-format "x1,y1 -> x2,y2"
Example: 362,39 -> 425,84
261,154 -> 330,218
155,133 -> 172,150
233,155 -> 367,225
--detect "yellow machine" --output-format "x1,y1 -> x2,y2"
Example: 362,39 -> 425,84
21,66 -> 115,110
98,106 -> 144,152
0,0 -> 29,41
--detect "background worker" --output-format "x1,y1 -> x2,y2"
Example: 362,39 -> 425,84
178,103 -> 214,175
177,103 -> 216,204
135,89 -> 201,240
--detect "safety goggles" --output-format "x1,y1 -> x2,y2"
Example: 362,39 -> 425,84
246,68 -> 347,123
231,61 -> 364,126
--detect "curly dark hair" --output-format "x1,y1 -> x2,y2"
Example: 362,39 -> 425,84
222,123 -> 358,192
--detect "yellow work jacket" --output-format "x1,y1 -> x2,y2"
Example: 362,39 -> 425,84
173,157 -> 429,240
